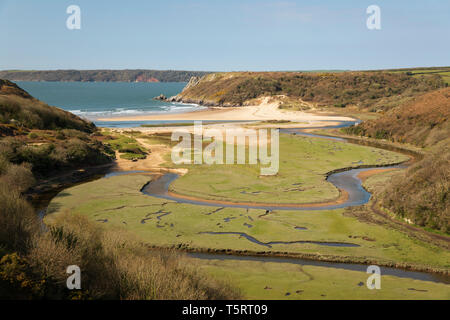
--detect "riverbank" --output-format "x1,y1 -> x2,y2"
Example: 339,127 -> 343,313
41,121 -> 450,299
45,139 -> 449,271
45,173 -> 450,289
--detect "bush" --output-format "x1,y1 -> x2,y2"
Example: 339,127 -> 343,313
0,253 -> 46,299
0,162 -> 35,192
27,213 -> 241,299
0,185 -> 39,253
382,148 -> 449,233
0,136 -> 113,176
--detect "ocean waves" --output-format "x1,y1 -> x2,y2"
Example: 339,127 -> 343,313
69,102 -> 205,119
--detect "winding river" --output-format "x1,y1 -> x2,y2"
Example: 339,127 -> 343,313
40,120 -> 450,284
141,121 -> 408,211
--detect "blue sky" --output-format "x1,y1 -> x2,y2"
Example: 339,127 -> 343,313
0,0 -> 449,71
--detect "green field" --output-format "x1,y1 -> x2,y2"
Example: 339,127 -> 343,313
46,173 -> 450,299
388,67 -> 450,85
194,258 -> 450,300
167,133 -> 408,204
45,131 -> 449,299
47,173 -> 450,270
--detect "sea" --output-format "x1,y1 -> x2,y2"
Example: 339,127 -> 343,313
16,81 -> 205,128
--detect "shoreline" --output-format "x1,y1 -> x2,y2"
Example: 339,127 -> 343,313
97,98 -> 355,123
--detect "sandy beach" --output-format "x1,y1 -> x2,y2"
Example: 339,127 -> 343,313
98,97 -> 354,123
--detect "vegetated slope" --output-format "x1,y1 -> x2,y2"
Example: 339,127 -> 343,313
379,66 -> 450,85
345,88 -> 450,147
0,80 -> 113,176
345,88 -> 450,233
0,80 -> 240,299
0,70 -> 211,83
175,71 -> 446,110
0,79 -> 95,132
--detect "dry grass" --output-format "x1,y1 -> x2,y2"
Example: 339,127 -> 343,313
27,213 -> 241,299
381,142 -> 449,233
345,88 -> 450,233
0,185 -> 39,253
345,88 -> 450,147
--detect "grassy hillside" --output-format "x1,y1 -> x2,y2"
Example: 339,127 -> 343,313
0,80 -> 240,299
344,88 -> 450,147
0,70 -> 210,83
175,70 -> 447,110
344,88 -> 450,233
0,80 -> 113,176
0,79 -> 95,132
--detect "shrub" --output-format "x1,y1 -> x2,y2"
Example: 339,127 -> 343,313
382,148 -> 449,233
0,163 -> 35,192
0,253 -> 46,299
28,213 -> 241,299
0,185 -> 39,253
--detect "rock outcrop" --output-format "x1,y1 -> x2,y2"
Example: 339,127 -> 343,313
182,76 -> 201,92
154,94 -> 167,101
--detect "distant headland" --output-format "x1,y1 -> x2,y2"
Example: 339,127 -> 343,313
0,69 -> 211,83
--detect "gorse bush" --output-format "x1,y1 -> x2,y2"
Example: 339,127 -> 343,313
0,253 -> 47,299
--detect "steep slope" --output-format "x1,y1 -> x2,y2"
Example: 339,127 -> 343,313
345,88 -> 450,147
345,88 -> 450,233
0,79 -> 95,133
0,80 -> 113,176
